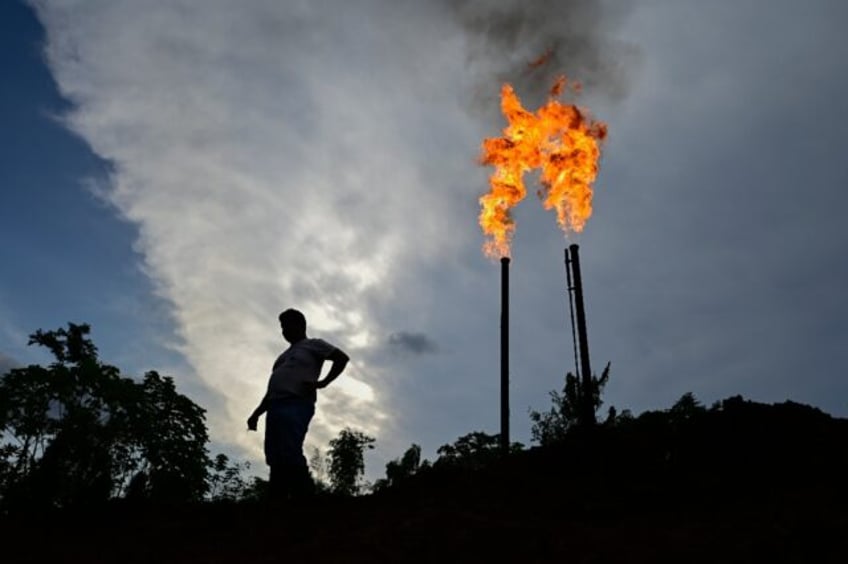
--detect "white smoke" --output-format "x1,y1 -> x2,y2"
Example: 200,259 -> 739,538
30,0 -> 481,461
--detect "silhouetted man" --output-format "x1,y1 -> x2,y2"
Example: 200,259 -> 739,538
248,308 -> 349,502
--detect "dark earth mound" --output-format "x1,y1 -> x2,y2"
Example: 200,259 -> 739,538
3,397 -> 847,563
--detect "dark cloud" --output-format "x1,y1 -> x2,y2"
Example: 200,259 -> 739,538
448,0 -> 639,108
576,1 -> 848,419
387,332 -> 439,356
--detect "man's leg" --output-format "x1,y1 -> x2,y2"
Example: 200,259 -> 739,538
268,464 -> 288,504
267,400 -> 315,501
290,463 -> 315,499
280,401 -> 316,499
265,403 -> 288,504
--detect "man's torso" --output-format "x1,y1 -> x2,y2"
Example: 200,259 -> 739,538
267,338 -> 337,402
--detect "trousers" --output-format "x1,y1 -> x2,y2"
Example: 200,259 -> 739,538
264,398 -> 315,468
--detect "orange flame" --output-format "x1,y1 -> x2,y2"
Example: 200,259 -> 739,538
479,77 -> 607,258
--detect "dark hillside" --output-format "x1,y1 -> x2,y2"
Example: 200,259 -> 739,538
3,397 -> 847,563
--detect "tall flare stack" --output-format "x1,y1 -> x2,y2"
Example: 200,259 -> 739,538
566,244 -> 596,427
500,256 -> 510,452
478,77 -> 607,445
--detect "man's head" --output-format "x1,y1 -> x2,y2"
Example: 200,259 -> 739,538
278,308 -> 307,343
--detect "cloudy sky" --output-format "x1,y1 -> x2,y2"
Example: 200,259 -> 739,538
3,0 -> 847,480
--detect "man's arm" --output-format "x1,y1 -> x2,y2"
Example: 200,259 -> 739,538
247,396 -> 269,431
315,348 -> 349,389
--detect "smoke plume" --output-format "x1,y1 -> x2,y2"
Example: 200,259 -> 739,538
449,0 -> 638,108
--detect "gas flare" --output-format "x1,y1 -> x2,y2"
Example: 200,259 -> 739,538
479,77 -> 607,258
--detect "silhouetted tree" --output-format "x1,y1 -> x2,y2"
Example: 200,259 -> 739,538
529,362 -> 613,445
435,432 -> 523,471
308,446 -> 332,494
669,392 -> 706,424
0,445 -> 16,499
373,443 -> 424,491
239,476 -> 270,502
130,371 -> 209,502
207,454 -> 250,501
327,428 -> 375,496
0,323 -> 210,509
605,405 -> 634,428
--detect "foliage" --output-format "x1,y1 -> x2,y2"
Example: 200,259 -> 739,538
373,443 -> 424,492
669,392 -> 707,424
308,446 -> 332,494
327,428 -> 375,496
130,371 -> 210,502
605,405 -> 634,428
435,431 -> 523,471
529,362 -> 614,445
0,323 -> 210,509
207,454 -> 250,501
239,476 -> 270,502
387,443 -> 422,484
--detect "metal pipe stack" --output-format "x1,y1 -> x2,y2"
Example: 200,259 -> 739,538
566,244 -> 596,427
500,256 -> 510,452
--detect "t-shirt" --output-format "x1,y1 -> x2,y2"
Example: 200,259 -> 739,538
266,338 -> 338,402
